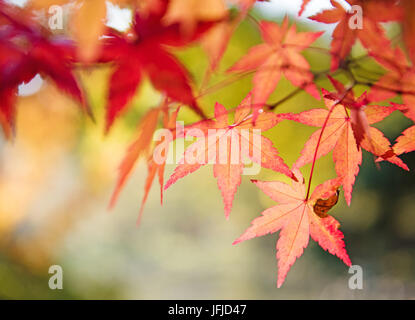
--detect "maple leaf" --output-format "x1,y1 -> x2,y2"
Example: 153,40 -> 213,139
234,169 -> 351,287
0,3 -> 88,138
100,5 -> 210,132
283,87 -> 408,205
165,93 -> 295,218
228,17 -> 322,119
310,0 -> 402,71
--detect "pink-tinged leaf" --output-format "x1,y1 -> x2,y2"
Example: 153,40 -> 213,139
235,170 -> 351,287
309,215 -> 351,266
276,204 -> 309,287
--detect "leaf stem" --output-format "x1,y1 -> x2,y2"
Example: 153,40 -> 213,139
305,82 -> 355,201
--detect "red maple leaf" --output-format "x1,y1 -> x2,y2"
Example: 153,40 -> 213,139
227,17 -> 322,119
0,3 -> 88,138
310,0 -> 402,71
100,2 -> 212,132
234,169 -> 351,287
165,93 -> 295,218
282,87 -> 408,205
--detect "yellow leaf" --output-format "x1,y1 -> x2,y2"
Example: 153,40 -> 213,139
71,0 -> 107,62
163,0 -> 227,36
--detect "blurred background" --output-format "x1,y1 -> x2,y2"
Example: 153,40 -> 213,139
1,0 -> 415,299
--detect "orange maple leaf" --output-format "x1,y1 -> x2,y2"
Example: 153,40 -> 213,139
165,93 -> 295,218
162,0 -> 227,36
234,170 -> 351,287
282,88 -> 408,205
